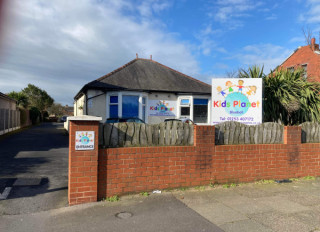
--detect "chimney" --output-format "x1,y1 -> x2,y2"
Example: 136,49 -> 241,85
136,53 -> 138,59
311,37 -> 315,51
150,55 -> 152,60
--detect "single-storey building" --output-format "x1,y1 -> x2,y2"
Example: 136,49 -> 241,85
74,58 -> 212,125
0,92 -> 17,110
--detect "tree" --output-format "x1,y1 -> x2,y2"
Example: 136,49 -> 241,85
48,103 -> 65,117
302,26 -> 313,46
239,66 -> 320,125
22,84 -> 54,116
238,65 -> 265,79
7,91 -> 29,108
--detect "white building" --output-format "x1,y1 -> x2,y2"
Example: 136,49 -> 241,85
74,58 -> 212,125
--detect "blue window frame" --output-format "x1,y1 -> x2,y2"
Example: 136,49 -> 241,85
110,96 -> 118,104
193,98 -> 208,123
180,99 -> 190,105
109,95 -> 118,118
109,105 -> 118,118
122,95 -> 139,118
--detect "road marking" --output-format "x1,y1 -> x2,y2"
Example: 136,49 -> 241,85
0,187 -> 12,200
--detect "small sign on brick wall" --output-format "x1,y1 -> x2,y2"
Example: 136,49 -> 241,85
75,131 -> 95,150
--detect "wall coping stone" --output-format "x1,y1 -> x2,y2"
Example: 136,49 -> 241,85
68,115 -> 102,121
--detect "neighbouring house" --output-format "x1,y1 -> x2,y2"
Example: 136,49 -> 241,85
63,105 -> 74,116
278,37 -> 320,81
0,92 -> 20,135
74,57 -> 212,124
0,92 -> 17,110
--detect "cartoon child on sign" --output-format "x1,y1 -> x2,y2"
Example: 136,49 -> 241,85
246,86 -> 257,96
225,81 -> 235,93
217,86 -> 227,98
237,80 -> 244,94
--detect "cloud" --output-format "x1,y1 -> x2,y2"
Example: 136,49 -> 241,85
300,0 -> 320,23
230,43 -> 292,73
289,36 -> 305,43
209,0 -> 264,28
265,14 -> 277,20
0,0 -> 198,105
195,24 -> 226,56
138,0 -> 171,18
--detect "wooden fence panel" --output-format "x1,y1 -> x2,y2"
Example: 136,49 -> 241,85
215,121 -> 284,145
99,121 -> 194,148
301,122 -> 320,143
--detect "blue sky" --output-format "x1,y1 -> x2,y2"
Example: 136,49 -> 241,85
0,0 -> 320,105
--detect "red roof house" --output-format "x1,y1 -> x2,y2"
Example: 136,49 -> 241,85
279,38 -> 320,81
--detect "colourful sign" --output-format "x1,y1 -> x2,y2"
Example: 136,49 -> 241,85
148,100 -> 176,117
75,131 -> 95,150
212,78 -> 262,125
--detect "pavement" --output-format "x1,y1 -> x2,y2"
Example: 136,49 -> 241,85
173,178 -> 320,232
1,178 -> 320,232
0,123 -> 69,214
1,123 -> 320,231
0,193 -> 223,232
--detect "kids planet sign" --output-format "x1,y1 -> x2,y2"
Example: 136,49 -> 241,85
148,100 -> 176,117
211,78 -> 262,125
75,131 -> 95,150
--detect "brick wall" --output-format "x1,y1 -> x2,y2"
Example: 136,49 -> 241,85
97,125 -> 320,199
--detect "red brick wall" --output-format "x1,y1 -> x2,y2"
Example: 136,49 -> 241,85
68,120 -> 99,206
97,125 -> 320,199
280,45 -> 320,82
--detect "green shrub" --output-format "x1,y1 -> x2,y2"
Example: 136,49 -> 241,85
29,107 -> 41,125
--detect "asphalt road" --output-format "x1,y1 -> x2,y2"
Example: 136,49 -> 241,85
0,123 -> 69,215
0,193 -> 224,232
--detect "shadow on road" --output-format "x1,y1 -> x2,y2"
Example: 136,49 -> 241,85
0,123 -> 69,213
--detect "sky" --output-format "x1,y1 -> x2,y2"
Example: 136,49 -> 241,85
0,0 -> 320,105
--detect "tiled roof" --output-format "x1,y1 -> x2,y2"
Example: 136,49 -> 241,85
75,58 -> 211,99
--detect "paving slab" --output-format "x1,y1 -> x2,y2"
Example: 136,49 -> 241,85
253,183 -> 292,194
175,190 -> 248,225
256,195 -> 310,214
250,211 -> 314,232
216,195 -> 273,215
220,219 -> 273,232
312,204 -> 320,213
291,210 -> 320,228
279,190 -> 320,206
234,185 -> 276,198
286,180 -> 320,193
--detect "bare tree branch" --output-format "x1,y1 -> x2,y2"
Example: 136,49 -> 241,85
225,69 -> 238,78
302,26 -> 313,46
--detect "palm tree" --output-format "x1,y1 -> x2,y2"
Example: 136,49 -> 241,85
238,65 -> 265,79
264,69 -> 320,125
237,66 -> 320,125
7,91 -> 29,108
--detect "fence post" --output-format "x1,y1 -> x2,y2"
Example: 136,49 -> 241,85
68,115 -> 102,206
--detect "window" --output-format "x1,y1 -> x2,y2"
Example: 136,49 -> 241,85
122,95 -> 139,118
142,97 -> 146,121
109,96 -> 118,118
302,64 -> 307,79
107,92 -> 147,121
287,67 -> 294,73
180,98 -> 190,118
193,99 -> 208,123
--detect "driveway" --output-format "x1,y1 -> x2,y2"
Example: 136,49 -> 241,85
0,123 -> 69,215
